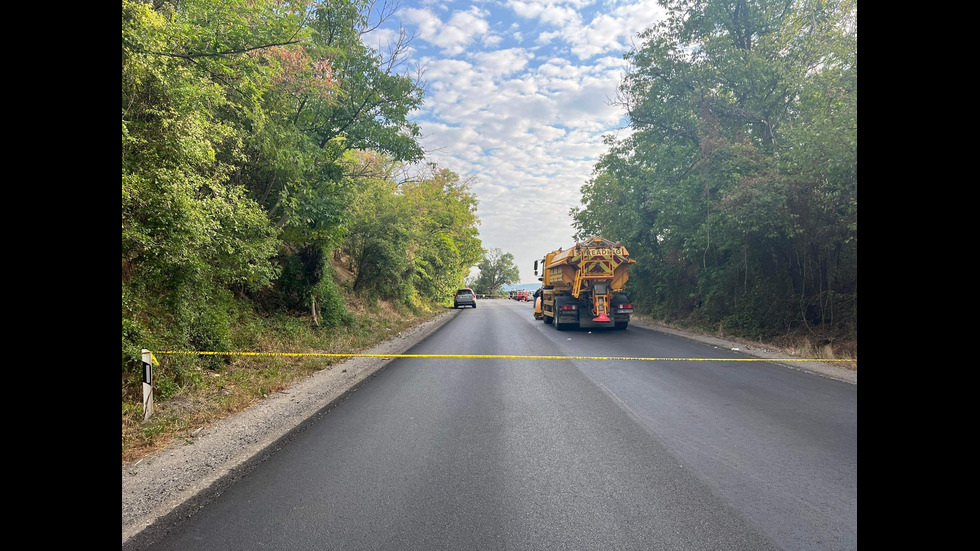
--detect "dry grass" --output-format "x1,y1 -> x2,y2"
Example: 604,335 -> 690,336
121,304 -> 440,465
779,336 -> 857,371
718,327 -> 857,371
634,314 -> 857,370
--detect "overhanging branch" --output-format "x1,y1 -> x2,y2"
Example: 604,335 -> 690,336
146,40 -> 303,59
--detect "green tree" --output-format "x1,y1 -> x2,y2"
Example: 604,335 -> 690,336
122,0 -> 433,366
341,153 -> 415,301
236,0 -> 424,234
401,164 -> 483,302
234,0 -> 426,314
339,155 -> 483,306
122,0 -> 284,363
573,0 -> 856,341
472,249 -> 521,296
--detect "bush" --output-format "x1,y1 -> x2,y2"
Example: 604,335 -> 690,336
316,268 -> 353,327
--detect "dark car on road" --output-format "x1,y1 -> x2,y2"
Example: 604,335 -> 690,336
453,288 -> 477,309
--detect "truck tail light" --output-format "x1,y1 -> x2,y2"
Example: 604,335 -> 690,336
560,304 -> 578,311
617,303 -> 633,312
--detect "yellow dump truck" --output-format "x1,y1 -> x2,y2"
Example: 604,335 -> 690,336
533,237 -> 635,330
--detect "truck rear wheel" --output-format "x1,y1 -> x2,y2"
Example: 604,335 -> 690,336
553,298 -> 573,330
614,322 -> 628,330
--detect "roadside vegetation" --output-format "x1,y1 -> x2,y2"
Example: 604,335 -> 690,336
121,282 -> 445,464
122,0 -> 482,463
572,0 -> 857,358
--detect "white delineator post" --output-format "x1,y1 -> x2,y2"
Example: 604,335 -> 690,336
142,349 -> 153,420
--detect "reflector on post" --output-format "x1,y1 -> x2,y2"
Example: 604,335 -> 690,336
142,348 -> 154,420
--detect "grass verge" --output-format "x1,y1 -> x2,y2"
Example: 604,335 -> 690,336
632,314 -> 857,371
121,298 -> 444,465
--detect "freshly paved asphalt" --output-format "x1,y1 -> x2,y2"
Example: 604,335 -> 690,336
131,299 -> 856,550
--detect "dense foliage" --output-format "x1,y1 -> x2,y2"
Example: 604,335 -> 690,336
341,156 -> 483,304
122,0 -> 481,370
572,0 -> 856,343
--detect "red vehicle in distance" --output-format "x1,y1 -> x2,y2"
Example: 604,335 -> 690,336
512,289 -> 532,301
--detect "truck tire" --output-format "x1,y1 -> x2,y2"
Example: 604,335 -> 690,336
614,322 -> 628,330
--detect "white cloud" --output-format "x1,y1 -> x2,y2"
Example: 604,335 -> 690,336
508,0 -> 667,60
507,1 -> 583,27
482,33 -> 504,48
402,7 -> 491,55
471,48 -> 533,77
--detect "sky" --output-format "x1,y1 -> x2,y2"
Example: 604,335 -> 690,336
366,0 -> 669,284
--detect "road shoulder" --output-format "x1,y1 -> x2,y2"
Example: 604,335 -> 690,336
628,315 -> 857,385
122,308 -> 461,546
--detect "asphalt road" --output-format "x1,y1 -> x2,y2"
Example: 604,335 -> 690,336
128,299 -> 856,550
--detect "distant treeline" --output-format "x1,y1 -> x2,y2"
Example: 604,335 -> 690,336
122,0 -> 482,369
572,0 -> 857,343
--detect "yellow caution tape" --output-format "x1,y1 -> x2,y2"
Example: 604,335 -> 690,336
153,351 -> 854,362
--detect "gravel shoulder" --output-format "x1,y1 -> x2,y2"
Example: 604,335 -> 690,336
628,315 -> 857,385
122,306 -> 854,546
